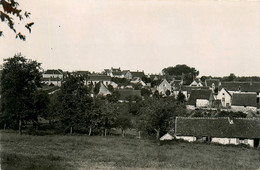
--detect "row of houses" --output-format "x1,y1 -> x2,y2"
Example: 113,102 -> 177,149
157,78 -> 260,112
41,69 -> 260,112
161,117 -> 260,148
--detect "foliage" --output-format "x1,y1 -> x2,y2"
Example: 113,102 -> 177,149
0,54 -> 42,131
162,64 -> 199,85
93,82 -> 101,95
0,0 -> 34,40
177,91 -> 186,103
132,82 -> 142,90
222,73 -> 236,81
106,90 -> 120,103
216,111 -> 247,118
136,97 -> 187,139
52,74 -> 92,133
107,84 -> 114,92
141,88 -> 152,98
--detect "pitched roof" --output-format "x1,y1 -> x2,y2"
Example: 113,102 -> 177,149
232,93 -> 257,107
112,71 -> 123,76
118,89 -> 141,100
122,70 -> 130,75
187,89 -> 213,106
181,86 -> 210,94
88,75 -> 111,81
130,71 -> 145,78
176,117 -> 260,139
44,69 -> 63,75
150,74 -> 163,80
220,82 -> 260,93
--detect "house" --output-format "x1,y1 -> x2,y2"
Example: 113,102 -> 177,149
157,79 -> 172,95
43,69 -> 63,79
130,77 -> 146,86
122,70 -> 132,80
216,88 -> 232,108
187,89 -> 214,108
175,117 -> 260,148
42,69 -> 64,86
160,129 -> 175,141
180,86 -> 210,99
149,74 -> 162,81
98,82 -> 111,96
189,78 -> 203,87
118,89 -> 141,102
231,92 -> 258,112
86,75 -> 112,86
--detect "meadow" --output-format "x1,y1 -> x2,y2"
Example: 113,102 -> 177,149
1,131 -> 260,170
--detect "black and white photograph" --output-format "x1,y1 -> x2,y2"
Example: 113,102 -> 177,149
0,0 -> 260,169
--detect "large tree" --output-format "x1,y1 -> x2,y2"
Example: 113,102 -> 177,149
162,64 -> 199,85
53,74 -> 92,134
0,0 -> 34,40
0,54 -> 42,134
136,97 -> 187,141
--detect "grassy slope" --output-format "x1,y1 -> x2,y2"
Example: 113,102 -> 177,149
0,131 -> 260,170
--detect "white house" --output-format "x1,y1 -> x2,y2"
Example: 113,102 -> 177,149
216,88 -> 232,108
157,79 -> 171,95
98,82 -> 111,96
86,75 -> 112,86
42,69 -> 64,87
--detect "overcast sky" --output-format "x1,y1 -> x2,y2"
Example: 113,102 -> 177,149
0,0 -> 260,76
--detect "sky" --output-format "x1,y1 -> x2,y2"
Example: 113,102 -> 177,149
0,0 -> 260,76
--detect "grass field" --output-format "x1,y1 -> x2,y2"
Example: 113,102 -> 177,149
1,131 -> 260,170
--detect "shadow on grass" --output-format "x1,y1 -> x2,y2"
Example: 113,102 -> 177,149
1,152 -> 71,170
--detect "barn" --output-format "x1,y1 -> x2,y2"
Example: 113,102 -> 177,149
175,117 -> 260,148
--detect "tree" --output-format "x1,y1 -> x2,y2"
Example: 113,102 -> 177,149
0,0 -> 34,40
86,97 -> 118,136
141,88 -> 152,98
0,54 -> 42,134
222,73 -> 236,82
136,97 -> 187,141
54,74 -> 92,134
177,91 -> 186,103
162,65 -> 199,85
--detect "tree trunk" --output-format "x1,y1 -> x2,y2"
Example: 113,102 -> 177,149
121,129 -> 125,137
105,129 -> 107,136
89,127 -> 92,136
36,124 -> 38,131
70,126 -> 73,134
155,129 -> 161,145
19,119 -> 22,135
155,130 -> 160,140
138,131 -> 141,139
4,123 -> 6,131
